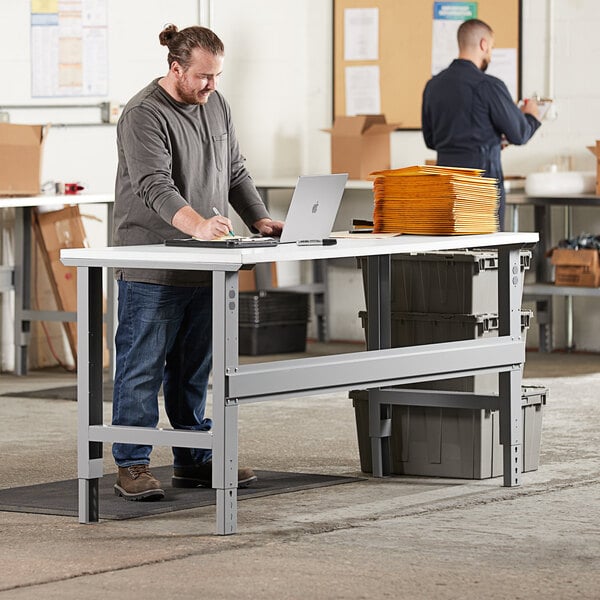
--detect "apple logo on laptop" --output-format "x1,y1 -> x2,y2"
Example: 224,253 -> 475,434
311,202 -> 319,214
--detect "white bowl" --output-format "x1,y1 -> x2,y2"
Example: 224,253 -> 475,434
525,171 -> 596,196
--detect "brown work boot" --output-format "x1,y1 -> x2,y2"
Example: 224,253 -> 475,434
114,464 -> 165,501
172,462 -> 258,488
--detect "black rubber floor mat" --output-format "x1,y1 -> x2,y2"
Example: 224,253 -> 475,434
0,466 -> 364,520
2,382 -> 113,402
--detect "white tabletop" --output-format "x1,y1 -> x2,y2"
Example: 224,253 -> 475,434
253,178 -> 373,191
0,193 -> 114,209
61,232 -> 538,271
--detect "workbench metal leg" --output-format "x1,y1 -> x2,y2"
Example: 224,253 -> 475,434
369,397 -> 391,477
212,270 -> 240,535
498,246 -> 524,487
313,259 -> 328,342
564,206 -> 574,350
510,205 -> 519,232
366,254 -> 391,477
534,298 -> 553,354
533,204 -> 554,352
77,266 -> 104,522
499,368 -> 522,487
13,207 -> 30,375
105,203 -> 115,377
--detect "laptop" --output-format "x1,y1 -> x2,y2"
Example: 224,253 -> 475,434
277,173 -> 348,243
165,173 -> 348,248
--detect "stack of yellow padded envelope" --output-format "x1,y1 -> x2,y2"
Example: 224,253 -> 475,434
369,165 -> 499,235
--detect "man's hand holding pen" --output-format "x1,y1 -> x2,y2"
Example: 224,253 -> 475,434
193,212 -> 235,240
212,207 -> 235,237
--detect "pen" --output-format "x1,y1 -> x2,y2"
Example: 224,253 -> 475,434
212,207 -> 235,237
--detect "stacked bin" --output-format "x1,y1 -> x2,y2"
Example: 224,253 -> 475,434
359,250 -> 532,393
357,310 -> 532,393
238,290 -> 310,355
351,386 -> 547,478
353,250 -> 546,479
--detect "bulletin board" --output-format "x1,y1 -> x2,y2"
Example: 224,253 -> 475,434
333,0 -> 522,130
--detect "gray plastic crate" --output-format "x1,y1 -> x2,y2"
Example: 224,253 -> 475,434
239,321 -> 308,355
359,310 -> 531,346
358,309 -> 532,393
239,290 -> 310,323
351,386 -> 546,479
239,291 -> 310,355
359,249 -> 531,314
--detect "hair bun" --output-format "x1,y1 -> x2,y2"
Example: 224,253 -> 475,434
159,23 -> 179,47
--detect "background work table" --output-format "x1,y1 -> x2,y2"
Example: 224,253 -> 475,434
507,192 -> 600,352
0,193 -> 114,374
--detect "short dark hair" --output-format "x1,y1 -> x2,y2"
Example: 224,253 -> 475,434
457,19 -> 493,50
159,24 -> 224,69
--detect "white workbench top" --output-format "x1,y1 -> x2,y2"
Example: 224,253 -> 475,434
61,231 -> 538,270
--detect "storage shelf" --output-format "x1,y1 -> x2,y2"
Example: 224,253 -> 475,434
507,193 -> 600,351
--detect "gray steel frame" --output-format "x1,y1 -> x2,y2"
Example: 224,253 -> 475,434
75,243 -> 528,534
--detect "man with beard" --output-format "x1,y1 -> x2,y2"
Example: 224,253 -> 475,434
111,24 -> 283,500
421,18 -> 541,230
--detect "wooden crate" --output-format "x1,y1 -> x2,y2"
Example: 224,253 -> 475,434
550,248 -> 600,287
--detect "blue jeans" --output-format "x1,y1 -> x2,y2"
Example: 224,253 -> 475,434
112,281 -> 213,468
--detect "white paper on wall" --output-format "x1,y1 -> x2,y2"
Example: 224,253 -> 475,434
344,7 -> 379,61
31,0 -> 108,97
345,65 -> 381,116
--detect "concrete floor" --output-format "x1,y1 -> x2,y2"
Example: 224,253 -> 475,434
0,345 -> 599,599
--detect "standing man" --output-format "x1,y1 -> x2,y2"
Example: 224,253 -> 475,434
112,24 -> 283,500
422,18 -> 541,229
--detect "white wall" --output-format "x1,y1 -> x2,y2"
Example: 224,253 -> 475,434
2,0 -> 600,361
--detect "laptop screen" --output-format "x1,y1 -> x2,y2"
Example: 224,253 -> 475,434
278,174 -> 348,243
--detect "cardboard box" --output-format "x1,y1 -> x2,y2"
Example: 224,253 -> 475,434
586,141 -> 600,195
550,247 -> 600,287
0,123 -> 48,196
323,115 -> 398,180
238,264 -> 278,292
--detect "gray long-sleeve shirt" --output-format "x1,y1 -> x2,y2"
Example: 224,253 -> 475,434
113,78 -> 270,286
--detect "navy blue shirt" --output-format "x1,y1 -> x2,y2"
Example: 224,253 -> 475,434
422,59 -> 541,228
